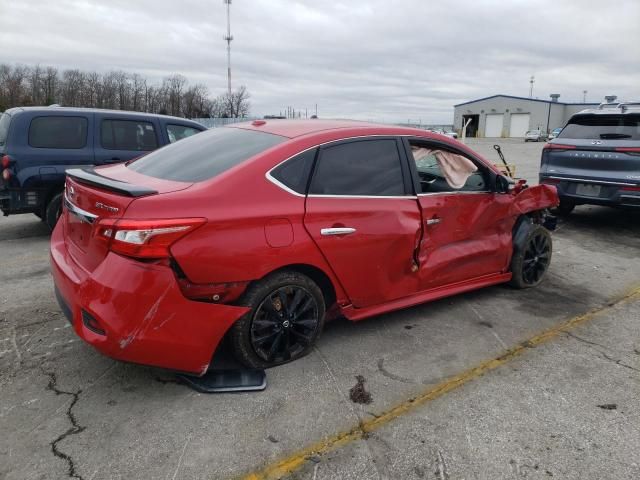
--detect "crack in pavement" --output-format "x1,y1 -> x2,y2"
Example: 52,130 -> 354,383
43,370 -> 86,480
563,331 -> 640,373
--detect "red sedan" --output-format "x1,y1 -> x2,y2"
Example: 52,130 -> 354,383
50,120 -> 558,375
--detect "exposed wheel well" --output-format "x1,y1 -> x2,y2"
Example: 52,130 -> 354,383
261,264 -> 337,309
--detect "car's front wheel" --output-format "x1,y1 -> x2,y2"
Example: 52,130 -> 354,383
509,224 -> 552,289
230,271 -> 326,369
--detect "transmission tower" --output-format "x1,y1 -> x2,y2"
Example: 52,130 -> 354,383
529,76 -> 535,98
223,0 -> 233,96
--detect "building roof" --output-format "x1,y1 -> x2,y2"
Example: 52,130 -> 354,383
454,94 -> 599,108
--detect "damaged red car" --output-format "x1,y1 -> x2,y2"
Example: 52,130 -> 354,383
50,120 -> 558,375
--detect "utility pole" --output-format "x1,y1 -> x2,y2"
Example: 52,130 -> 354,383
529,76 -> 535,98
223,0 -> 233,97
583,90 -> 588,103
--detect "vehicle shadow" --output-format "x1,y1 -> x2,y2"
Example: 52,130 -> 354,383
0,216 -> 50,241
555,205 -> 640,252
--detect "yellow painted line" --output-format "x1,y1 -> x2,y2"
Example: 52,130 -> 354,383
240,285 -> 640,480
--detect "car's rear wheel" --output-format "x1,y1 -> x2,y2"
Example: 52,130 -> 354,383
230,271 -> 326,369
45,193 -> 63,231
555,198 -> 575,216
509,224 -> 552,289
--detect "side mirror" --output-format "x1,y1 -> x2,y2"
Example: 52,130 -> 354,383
495,175 -> 511,193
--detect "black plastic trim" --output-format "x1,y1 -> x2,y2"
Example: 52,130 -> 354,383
66,167 -> 157,197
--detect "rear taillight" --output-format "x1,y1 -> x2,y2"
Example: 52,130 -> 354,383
1,155 -> 10,169
621,185 -> 640,192
615,147 -> 640,153
96,218 -> 206,259
543,143 -> 576,150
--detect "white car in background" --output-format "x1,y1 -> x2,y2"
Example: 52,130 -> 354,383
431,128 -> 458,139
524,129 -> 547,142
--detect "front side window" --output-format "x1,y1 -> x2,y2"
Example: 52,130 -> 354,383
558,114 -> 640,140
128,127 -> 285,182
167,124 -> 202,143
309,139 -> 405,196
101,120 -> 158,151
29,116 -> 88,149
410,142 -> 486,193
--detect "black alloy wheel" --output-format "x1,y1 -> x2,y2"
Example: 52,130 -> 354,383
250,286 -> 319,363
230,270 -> 326,369
522,231 -> 551,285
509,223 -> 552,289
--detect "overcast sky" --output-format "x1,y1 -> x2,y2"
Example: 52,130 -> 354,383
1,0 -> 638,123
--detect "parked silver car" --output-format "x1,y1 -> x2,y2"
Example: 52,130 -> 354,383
524,129 -> 547,142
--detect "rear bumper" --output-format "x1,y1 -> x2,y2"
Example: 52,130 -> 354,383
0,188 -> 42,215
539,175 -> 640,208
49,221 -> 249,375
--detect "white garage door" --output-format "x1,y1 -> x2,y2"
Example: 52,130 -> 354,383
509,113 -> 530,137
484,114 -> 504,137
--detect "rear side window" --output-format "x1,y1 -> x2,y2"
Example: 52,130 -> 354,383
29,116 -> 88,149
167,124 -> 202,143
558,114 -> 640,140
101,120 -> 158,151
310,139 -> 405,196
270,148 -> 317,194
128,127 -> 285,182
0,113 -> 11,148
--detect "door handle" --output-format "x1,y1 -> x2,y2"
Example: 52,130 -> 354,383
321,227 -> 356,236
426,218 -> 441,225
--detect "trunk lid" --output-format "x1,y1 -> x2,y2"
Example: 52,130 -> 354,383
63,164 -> 193,272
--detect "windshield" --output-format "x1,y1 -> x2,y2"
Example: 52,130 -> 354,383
128,127 -> 286,182
558,114 -> 640,140
0,113 -> 11,150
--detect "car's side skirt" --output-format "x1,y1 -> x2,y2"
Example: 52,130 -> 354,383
341,272 -> 512,321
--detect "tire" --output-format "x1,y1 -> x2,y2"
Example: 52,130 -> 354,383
45,193 -> 63,231
230,270 -> 326,369
509,224 -> 552,289
554,198 -> 575,216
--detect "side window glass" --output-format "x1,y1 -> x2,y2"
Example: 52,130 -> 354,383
167,124 -> 201,143
410,143 -> 486,193
29,116 -> 88,149
310,139 -> 404,196
101,120 -> 158,151
270,148 -> 316,194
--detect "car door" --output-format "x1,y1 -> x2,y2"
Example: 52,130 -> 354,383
405,138 -> 513,290
303,137 -> 422,308
93,113 -> 160,165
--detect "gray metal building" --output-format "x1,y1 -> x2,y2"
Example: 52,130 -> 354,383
453,94 -> 608,138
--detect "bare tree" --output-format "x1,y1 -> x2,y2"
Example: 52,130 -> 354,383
222,85 -> 251,118
0,62 -> 251,119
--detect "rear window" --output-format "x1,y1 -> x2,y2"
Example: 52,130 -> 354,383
101,119 -> 158,151
128,127 -> 285,182
0,113 -> 11,149
29,116 -> 88,149
166,124 -> 202,143
558,114 -> 640,140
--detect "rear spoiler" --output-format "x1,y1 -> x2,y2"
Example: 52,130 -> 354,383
66,168 -> 157,197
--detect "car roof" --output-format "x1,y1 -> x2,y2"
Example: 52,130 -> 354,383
574,103 -> 640,116
4,106 -> 202,125
229,119 -> 421,139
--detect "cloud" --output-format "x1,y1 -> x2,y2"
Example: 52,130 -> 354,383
1,0 -> 638,122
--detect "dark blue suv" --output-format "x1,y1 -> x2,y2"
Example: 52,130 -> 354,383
0,107 -> 205,229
